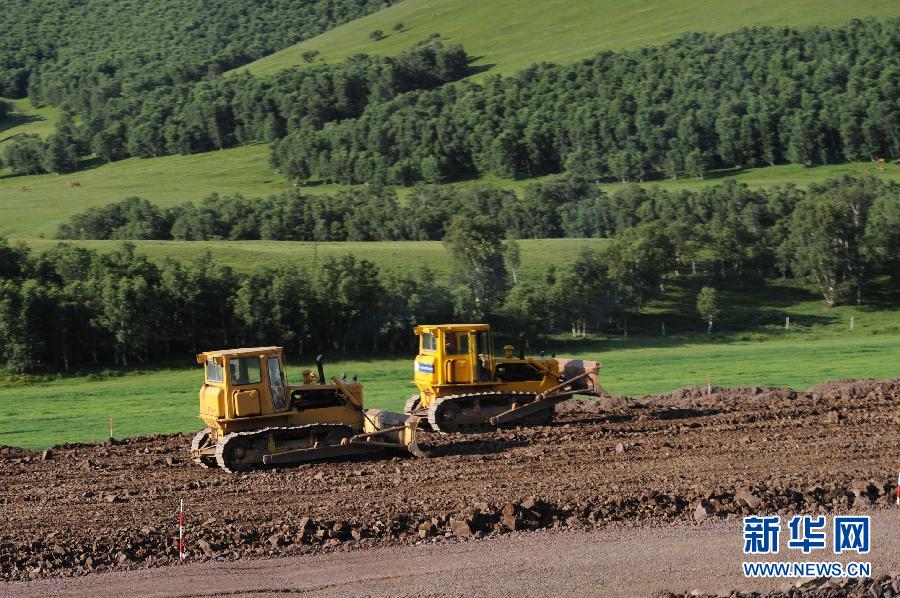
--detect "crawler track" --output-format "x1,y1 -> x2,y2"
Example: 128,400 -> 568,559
213,423 -> 355,473
427,391 -> 551,432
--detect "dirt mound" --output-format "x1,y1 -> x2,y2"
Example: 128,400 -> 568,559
638,385 -> 798,405
557,385 -> 797,415
561,378 -> 900,418
1,379 -> 897,582
554,395 -> 627,415
807,378 -> 900,399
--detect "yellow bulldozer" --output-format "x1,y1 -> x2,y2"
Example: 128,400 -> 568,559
405,323 -> 605,433
190,347 -> 423,473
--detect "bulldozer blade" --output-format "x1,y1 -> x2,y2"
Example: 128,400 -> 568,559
554,359 -> 606,396
488,397 -> 557,426
363,409 -> 425,458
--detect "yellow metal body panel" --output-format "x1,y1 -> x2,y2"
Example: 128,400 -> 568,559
199,384 -> 224,418
233,389 -> 260,417
412,324 -> 561,409
196,346 -> 365,439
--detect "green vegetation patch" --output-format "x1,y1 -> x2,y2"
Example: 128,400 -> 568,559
0,145 -> 289,237
237,0 -> 900,78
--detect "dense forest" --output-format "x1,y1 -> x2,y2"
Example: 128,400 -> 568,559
273,19 -> 899,183
0,0 -> 396,99
3,175 -> 897,373
1,40 -> 468,173
2,19 -> 897,183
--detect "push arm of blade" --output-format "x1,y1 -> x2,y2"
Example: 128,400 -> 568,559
539,368 -> 595,400
488,398 -> 558,426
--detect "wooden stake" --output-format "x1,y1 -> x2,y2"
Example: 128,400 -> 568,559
179,499 -> 185,559
785,316 -> 790,331
850,316 -> 855,331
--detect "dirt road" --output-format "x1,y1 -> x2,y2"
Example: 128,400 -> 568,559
1,378 -> 898,593
8,512 -> 899,597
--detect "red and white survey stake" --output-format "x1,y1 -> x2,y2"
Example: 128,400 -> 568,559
178,499 -> 185,559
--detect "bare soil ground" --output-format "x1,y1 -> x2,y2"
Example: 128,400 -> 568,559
9,513 -> 899,597
1,379 -> 898,595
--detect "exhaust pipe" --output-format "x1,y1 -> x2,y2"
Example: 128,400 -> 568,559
518,332 -> 526,360
316,354 -> 326,385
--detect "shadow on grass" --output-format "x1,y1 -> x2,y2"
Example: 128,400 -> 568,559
694,166 -> 753,182
0,113 -> 46,139
462,54 -> 496,77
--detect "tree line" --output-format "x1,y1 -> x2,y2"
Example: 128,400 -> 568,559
4,20 -> 897,183
448,174 -> 900,337
0,239 -> 457,374
0,222 -> 689,373
56,175 -> 900,306
273,19 -> 899,184
0,174 -> 886,373
58,179 -> 610,242
5,175 -> 900,373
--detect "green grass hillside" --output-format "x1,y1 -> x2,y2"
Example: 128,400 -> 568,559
2,139 -> 895,239
0,145 -> 290,237
235,0 -> 900,78
0,97 -> 61,148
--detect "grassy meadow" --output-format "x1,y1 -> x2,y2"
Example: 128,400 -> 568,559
0,144 -> 291,237
234,0 -> 900,78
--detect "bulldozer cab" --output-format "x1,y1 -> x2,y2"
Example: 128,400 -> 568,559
197,347 -> 289,420
414,324 -> 494,387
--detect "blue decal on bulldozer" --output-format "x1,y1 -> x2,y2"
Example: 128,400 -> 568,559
415,361 -> 434,374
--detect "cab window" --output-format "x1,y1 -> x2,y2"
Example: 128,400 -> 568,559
229,357 -> 261,385
205,358 -> 224,383
421,332 -> 437,352
444,332 -> 469,355
476,331 -> 490,356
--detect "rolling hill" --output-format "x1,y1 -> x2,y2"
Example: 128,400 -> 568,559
234,0 -> 900,78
